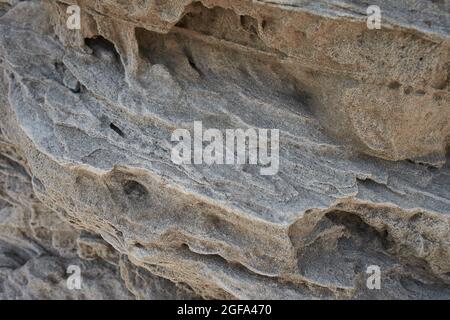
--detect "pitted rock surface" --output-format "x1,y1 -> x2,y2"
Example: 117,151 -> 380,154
0,0 -> 449,299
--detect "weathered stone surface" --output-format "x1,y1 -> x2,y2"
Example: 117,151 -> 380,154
0,0 -> 449,299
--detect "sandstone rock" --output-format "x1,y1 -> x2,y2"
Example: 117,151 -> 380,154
0,0 -> 449,299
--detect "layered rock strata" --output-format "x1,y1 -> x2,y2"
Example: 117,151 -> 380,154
0,0 -> 449,299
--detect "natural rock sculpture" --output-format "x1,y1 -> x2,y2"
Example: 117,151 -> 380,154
0,0 -> 449,299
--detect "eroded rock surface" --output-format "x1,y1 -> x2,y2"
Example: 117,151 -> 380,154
0,0 -> 449,299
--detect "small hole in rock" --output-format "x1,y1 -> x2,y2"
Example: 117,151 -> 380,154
261,20 -> 267,30
123,180 -> 148,199
184,49 -> 202,75
54,61 -> 65,73
388,81 -> 401,89
85,36 -> 121,62
240,15 -> 258,35
109,123 -> 125,137
70,82 -> 81,94
188,57 -> 201,74
403,86 -> 413,95
134,242 -> 145,249
415,90 -> 426,96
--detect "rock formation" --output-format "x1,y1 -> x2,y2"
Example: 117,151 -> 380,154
0,0 -> 449,299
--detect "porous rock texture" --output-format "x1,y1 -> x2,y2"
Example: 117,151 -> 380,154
0,0 -> 449,299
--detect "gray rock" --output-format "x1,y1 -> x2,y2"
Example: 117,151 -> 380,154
0,0 -> 449,299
